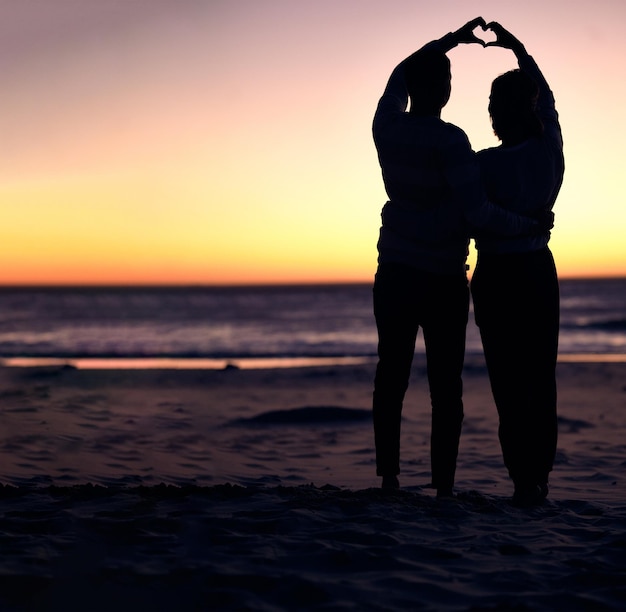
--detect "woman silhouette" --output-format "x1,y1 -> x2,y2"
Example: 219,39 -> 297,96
471,22 -> 565,507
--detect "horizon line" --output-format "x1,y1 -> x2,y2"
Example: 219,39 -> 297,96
0,274 -> 623,289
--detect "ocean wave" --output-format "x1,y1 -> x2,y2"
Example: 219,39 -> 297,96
0,281 -> 623,361
586,319 -> 626,331
561,318 -> 626,331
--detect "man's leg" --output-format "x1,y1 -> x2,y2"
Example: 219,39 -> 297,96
422,273 -> 469,493
372,264 -> 420,480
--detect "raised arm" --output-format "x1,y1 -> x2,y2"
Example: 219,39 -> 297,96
374,18 -> 488,128
485,22 -> 562,147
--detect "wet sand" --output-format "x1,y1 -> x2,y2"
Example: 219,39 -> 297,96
0,358 -> 625,610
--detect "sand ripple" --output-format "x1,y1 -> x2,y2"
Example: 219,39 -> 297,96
0,484 -> 625,611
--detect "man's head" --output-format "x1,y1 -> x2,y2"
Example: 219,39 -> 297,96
404,49 -> 451,116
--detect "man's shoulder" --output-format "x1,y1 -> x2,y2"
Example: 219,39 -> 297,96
407,117 -> 470,146
439,119 -> 470,139
375,115 -> 472,155
433,120 -> 474,154
439,119 -> 469,145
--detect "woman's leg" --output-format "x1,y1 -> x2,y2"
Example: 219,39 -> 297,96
522,249 -> 559,486
471,249 -> 559,493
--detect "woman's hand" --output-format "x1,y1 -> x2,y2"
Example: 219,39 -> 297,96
483,22 -> 525,53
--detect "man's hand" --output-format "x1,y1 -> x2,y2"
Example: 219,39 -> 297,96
531,209 -> 555,234
451,17 -> 488,46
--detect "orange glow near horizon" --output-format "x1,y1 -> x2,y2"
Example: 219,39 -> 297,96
0,2 -> 625,285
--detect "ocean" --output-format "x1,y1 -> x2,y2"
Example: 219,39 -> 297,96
0,277 -> 624,368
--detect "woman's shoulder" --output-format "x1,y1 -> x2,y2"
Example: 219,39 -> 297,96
476,145 -> 503,161
478,138 -> 544,158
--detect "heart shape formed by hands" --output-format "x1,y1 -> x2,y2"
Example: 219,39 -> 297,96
472,25 -> 497,46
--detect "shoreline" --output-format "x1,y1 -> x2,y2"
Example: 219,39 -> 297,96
1,352 -> 625,371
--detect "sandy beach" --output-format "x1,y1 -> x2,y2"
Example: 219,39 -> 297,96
1,358 -> 625,610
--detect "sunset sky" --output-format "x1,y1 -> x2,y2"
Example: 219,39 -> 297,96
0,0 -> 624,284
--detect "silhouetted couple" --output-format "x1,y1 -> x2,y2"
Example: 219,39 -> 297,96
372,18 -> 563,507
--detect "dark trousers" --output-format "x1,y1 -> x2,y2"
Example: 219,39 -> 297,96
372,263 -> 469,490
471,247 -> 559,489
